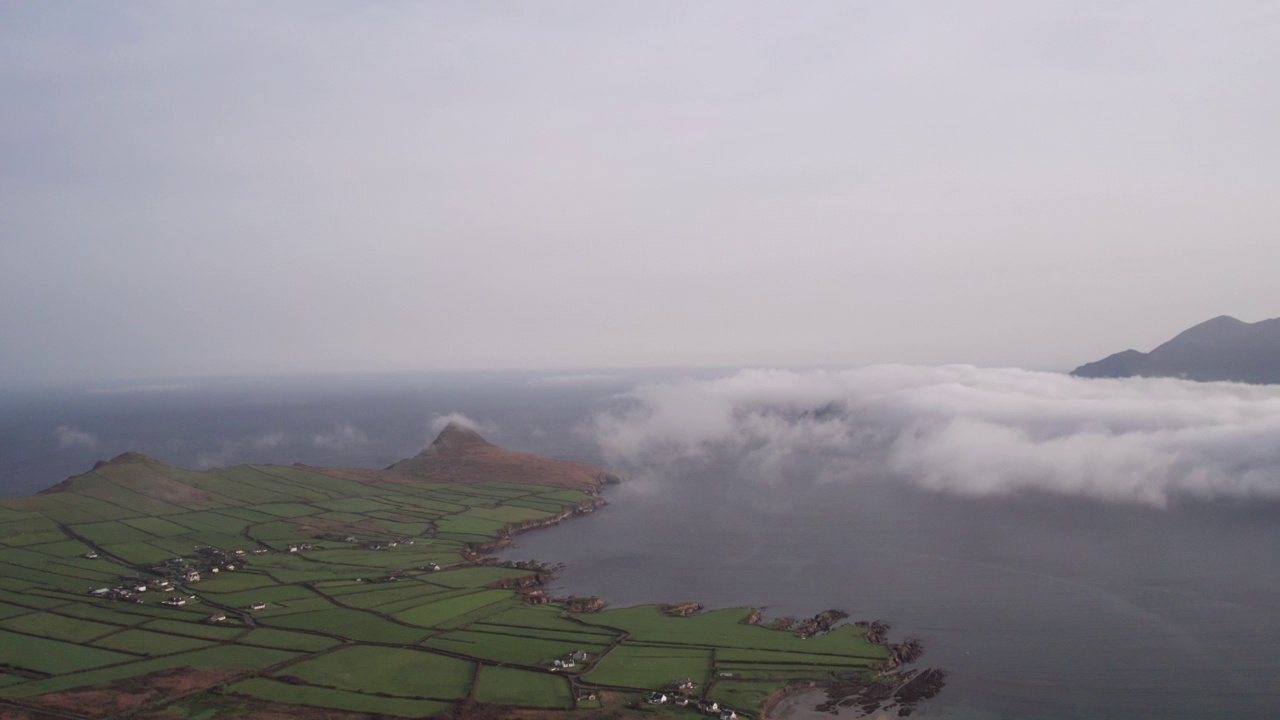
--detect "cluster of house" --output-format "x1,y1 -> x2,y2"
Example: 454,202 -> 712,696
86,575 -> 178,603
549,650 -> 592,670
285,543 -> 315,553
648,695 -> 739,720
147,546 -> 257,585
360,567 -> 422,584
645,680 -> 740,719
194,546 -> 245,574
86,586 -> 142,602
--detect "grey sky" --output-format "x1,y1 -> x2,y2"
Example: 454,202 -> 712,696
2,2 -> 1278,386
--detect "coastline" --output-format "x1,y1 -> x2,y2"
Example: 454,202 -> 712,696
483,485 -> 945,719
2,442 -> 941,719
762,680 -> 819,720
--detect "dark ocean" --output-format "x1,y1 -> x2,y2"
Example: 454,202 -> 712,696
3,371 -> 1278,719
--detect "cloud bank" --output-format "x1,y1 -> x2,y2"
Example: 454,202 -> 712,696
53,424 -> 99,450
589,366 -> 1280,506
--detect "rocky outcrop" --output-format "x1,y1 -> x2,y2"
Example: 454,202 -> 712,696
659,602 -> 704,617
816,666 -> 947,718
793,609 -> 848,638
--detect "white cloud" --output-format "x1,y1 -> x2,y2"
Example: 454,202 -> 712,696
588,366 -> 1280,507
312,422 -> 368,450
193,431 -> 290,469
53,424 -> 99,449
428,412 -> 497,437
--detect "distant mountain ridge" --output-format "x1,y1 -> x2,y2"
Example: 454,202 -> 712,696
1071,315 -> 1280,383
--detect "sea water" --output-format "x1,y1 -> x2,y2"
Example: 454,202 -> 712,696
3,372 -> 1278,718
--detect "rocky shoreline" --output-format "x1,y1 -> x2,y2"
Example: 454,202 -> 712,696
760,616 -> 945,720
453,470 -> 946,718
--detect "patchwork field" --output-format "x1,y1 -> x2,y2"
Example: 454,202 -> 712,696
0,425 -> 894,719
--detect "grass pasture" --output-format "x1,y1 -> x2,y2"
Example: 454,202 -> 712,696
230,678 -> 454,717
0,611 -> 121,643
267,608 -> 429,644
143,618 -> 246,640
432,514 -> 508,538
423,628 -> 608,667
121,516 -> 193,537
236,627 -> 340,652
392,588 -> 512,628
483,605 -> 622,637
91,628 -> 217,655
69,520 -> 154,546
328,581 -> 449,609
0,628 -> 135,675
473,665 -> 573,708
423,566 -> 538,589
583,645 -> 712,689
281,645 -> 475,699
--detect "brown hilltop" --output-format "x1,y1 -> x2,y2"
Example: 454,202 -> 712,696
33,452 -> 212,507
381,422 -> 615,493
30,424 -> 615,501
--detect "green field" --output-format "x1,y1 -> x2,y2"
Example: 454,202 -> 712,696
229,678 -> 454,717
583,645 -> 712,689
0,449 -> 897,718
283,645 -> 475,699
91,627 -> 218,655
473,665 -> 573,708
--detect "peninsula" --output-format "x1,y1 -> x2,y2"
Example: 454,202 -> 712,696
0,424 -> 936,719
1072,314 -> 1280,383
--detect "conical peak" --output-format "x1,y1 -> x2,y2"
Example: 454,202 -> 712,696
430,422 -> 490,448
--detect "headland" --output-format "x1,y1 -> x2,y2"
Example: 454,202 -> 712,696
0,423 -> 939,719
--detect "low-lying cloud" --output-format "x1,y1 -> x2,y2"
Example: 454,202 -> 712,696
53,424 -> 99,450
194,431 -> 287,469
429,412 -> 495,436
312,422 -> 368,451
588,366 -> 1280,507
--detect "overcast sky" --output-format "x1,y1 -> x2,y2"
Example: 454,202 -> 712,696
2,2 -> 1278,387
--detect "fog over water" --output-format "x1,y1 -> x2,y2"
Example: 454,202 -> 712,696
590,366 -> 1280,506
3,370 -> 1279,718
